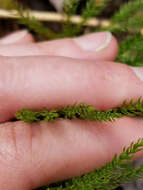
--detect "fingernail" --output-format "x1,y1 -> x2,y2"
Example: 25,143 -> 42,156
74,32 -> 112,52
1,30 -> 28,44
131,67 -> 143,82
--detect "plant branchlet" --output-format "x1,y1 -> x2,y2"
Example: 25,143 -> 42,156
15,98 -> 143,123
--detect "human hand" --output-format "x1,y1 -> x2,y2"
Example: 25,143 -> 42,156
0,30 -> 143,190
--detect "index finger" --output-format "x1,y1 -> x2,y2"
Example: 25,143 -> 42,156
0,56 -> 142,122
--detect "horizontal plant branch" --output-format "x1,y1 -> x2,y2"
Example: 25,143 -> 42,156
15,98 -> 143,123
0,9 -> 111,27
0,9 -> 142,35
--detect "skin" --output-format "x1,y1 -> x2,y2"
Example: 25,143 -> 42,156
0,31 -> 143,190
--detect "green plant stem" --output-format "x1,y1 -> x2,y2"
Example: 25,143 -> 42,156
15,98 -> 143,123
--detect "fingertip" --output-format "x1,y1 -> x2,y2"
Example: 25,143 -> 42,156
33,32 -> 118,61
72,32 -> 118,60
72,32 -> 119,61
0,30 -> 35,45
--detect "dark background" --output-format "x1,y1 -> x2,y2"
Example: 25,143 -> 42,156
0,0 -> 129,38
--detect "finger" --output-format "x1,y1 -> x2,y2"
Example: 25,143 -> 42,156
0,117 -> 143,189
0,30 -> 34,45
0,56 -> 142,122
0,32 -> 118,61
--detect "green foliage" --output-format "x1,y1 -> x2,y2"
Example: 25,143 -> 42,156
18,16 -> 56,39
116,33 -> 143,66
82,0 -> 111,18
0,0 -> 143,37
15,98 -> 143,123
59,0 -> 80,37
62,0 -> 112,37
64,0 -> 80,15
111,0 -> 143,32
